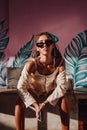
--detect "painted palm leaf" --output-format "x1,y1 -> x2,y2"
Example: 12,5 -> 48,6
0,20 -> 4,30
0,59 -> 9,86
0,52 -> 4,61
0,38 -> 9,50
0,20 -> 9,87
64,30 -> 87,88
0,20 -> 9,60
13,35 -> 34,67
0,29 -> 8,39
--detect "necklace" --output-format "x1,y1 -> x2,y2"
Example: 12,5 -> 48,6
37,59 -> 55,75
38,60 -> 53,68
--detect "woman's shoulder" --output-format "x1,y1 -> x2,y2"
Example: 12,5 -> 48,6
26,58 -> 36,73
59,65 -> 65,73
56,57 -> 65,73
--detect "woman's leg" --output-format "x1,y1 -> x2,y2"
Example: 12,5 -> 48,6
15,98 -> 26,130
59,96 -> 70,130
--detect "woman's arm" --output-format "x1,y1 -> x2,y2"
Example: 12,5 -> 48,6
40,66 -> 66,109
17,59 -> 37,108
46,66 -> 67,106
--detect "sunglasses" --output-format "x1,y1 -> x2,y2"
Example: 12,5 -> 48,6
36,40 -> 53,48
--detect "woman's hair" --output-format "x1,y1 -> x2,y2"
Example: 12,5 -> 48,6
32,32 -> 62,59
34,32 -> 59,44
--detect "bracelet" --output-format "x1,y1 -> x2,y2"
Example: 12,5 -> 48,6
42,102 -> 45,106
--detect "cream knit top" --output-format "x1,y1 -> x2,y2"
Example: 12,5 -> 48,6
17,58 -> 68,108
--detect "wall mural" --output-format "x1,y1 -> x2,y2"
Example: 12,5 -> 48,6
64,30 -> 87,89
0,20 -> 87,89
0,20 -> 9,87
0,20 -> 34,87
0,20 -> 9,60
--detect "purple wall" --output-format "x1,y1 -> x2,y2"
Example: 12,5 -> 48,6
1,0 -> 87,57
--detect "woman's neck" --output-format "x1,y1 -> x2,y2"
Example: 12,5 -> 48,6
39,55 -> 53,66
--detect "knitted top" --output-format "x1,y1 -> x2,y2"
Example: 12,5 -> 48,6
17,58 -> 67,108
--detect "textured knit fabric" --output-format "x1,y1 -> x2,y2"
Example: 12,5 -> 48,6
17,58 -> 68,108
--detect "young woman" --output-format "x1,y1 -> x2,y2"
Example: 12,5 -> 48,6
15,32 -> 70,130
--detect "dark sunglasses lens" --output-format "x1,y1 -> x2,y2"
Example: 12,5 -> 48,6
36,40 -> 53,48
36,43 -> 44,48
45,40 -> 53,46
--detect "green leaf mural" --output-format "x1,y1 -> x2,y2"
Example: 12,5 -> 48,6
64,30 -> 87,88
0,20 -> 9,87
0,20 -> 9,60
13,35 -> 34,67
0,19 -> 34,87
0,59 -> 9,86
0,20 -> 4,31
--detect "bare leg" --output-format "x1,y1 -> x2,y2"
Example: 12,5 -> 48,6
15,98 -> 26,130
59,96 -> 70,130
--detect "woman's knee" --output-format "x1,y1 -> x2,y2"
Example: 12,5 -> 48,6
15,97 -> 26,111
59,96 -> 69,113
58,97 -> 69,126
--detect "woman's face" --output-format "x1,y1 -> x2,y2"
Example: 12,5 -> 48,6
36,34 -> 55,56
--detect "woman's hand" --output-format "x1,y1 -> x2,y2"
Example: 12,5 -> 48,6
39,103 -> 46,110
39,100 -> 49,111
32,102 -> 42,122
35,105 -> 41,122
33,100 -> 48,121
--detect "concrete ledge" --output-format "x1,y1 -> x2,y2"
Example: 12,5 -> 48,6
0,88 -> 79,130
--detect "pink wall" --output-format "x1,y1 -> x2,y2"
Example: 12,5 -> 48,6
1,0 -> 87,57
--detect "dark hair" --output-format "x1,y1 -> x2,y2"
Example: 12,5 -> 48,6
51,46 -> 62,59
35,32 -> 59,44
32,32 -> 62,59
